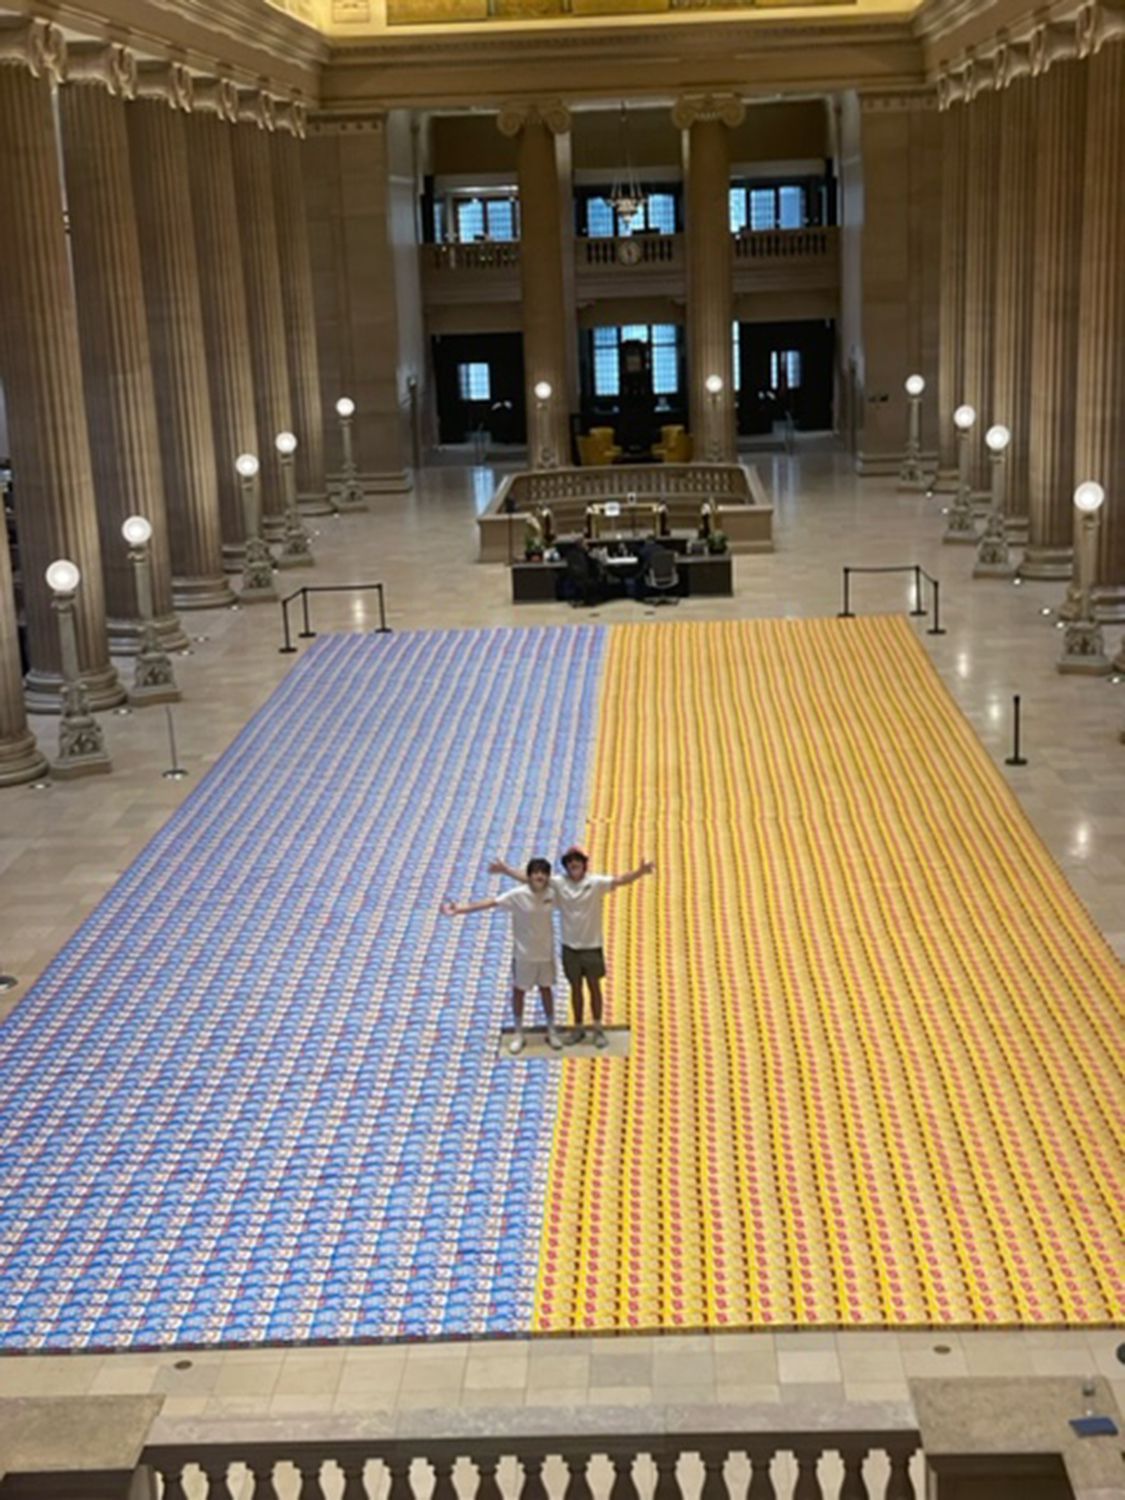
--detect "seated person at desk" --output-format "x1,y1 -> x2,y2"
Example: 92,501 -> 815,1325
559,538 -> 618,609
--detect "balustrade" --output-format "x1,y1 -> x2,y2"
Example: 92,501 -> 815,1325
732,228 -> 835,261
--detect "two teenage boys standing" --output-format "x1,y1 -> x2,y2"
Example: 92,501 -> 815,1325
441,846 -> 655,1054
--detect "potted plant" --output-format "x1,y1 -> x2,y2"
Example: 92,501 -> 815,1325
706,529 -> 728,555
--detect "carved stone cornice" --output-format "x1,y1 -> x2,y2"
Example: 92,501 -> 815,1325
307,111 -> 383,135
1078,0 -> 1125,54
237,87 -> 276,130
135,60 -> 194,111
194,77 -> 240,122
860,88 -> 938,112
671,91 -> 746,129
274,98 -> 308,138
65,41 -> 137,98
496,99 -> 570,137
0,17 -> 66,81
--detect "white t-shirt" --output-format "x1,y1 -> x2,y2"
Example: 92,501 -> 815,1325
495,886 -> 557,964
550,872 -> 616,950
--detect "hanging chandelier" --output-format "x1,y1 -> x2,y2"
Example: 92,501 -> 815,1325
608,103 -> 646,232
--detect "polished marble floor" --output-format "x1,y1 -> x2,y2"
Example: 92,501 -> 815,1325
0,450 -> 1122,1433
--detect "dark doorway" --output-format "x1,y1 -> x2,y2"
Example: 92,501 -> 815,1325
735,320 -> 835,435
432,332 -> 525,446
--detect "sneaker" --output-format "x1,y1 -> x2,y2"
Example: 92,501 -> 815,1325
508,1032 -> 525,1056
547,1026 -> 563,1051
592,1027 -> 609,1050
564,1028 -> 587,1046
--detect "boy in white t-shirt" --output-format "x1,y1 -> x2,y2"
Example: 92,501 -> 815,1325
442,857 -> 563,1055
489,846 -> 655,1049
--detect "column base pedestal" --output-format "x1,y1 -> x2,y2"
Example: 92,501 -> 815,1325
930,466 -> 959,493
298,489 -> 337,517
24,664 -> 127,715
222,542 -> 246,574
1057,619 -> 1111,674
172,575 -> 237,611
262,515 -> 287,543
108,611 -> 190,657
0,730 -> 49,787
1018,546 -> 1074,581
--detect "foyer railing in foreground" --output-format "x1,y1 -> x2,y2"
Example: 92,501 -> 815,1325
279,584 -> 391,655
143,1430 -> 923,1500
837,565 -> 947,637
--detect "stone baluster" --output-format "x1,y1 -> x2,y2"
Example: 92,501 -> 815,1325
127,63 -> 233,608
231,89 -> 297,538
747,1444 -> 778,1500
58,42 -> 187,655
674,93 -> 745,463
608,1454 -> 640,1500
498,100 -> 573,469
272,102 -> 331,515
186,80 -> 259,569
960,78 -> 1001,493
1074,29 -> 1125,655
1023,49 -> 1087,581
476,1454 -> 505,1500
0,19 -> 124,710
652,1452 -> 681,1500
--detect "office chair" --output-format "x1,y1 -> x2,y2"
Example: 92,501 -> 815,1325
643,545 -> 680,606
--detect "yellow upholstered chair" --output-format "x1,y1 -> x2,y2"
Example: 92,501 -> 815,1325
652,425 -> 693,463
578,426 -> 623,466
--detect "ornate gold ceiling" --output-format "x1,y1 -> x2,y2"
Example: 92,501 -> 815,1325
267,0 -> 921,34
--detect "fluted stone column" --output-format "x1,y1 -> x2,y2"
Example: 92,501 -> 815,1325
128,64 -> 233,608
991,64 -> 1035,535
674,93 -> 745,463
497,100 -> 572,467
0,20 -> 124,711
936,97 -> 969,485
58,44 -> 187,655
1075,29 -> 1125,635
0,482 -> 47,784
961,82 -> 1001,492
186,82 -> 258,568
231,92 -> 295,537
272,105 -> 330,514
1023,53 -> 1087,580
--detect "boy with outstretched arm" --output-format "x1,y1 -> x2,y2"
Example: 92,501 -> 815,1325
488,846 -> 655,1049
442,857 -> 563,1056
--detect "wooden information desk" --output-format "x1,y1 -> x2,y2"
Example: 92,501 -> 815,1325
512,551 -> 732,603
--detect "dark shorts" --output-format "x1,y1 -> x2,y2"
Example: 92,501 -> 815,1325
562,945 -> 606,985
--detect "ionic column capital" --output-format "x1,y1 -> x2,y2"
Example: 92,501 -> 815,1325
65,42 -> 137,98
193,77 -> 239,123
994,36 -> 1033,88
1030,20 -> 1081,77
274,98 -> 308,139
237,88 -> 276,131
497,99 -> 570,138
962,51 -> 999,100
671,92 -> 745,130
937,70 -> 970,110
0,17 -> 66,81
1077,0 -> 1125,57
135,60 -> 193,111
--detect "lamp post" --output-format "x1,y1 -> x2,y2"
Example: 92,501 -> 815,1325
533,380 -> 556,470
122,517 -> 180,705
704,373 -> 724,463
45,559 -> 111,778
235,454 -> 278,602
899,374 -> 928,487
1058,481 -> 1110,674
973,424 -> 1016,577
943,404 -> 978,543
275,431 -> 314,568
334,397 -> 367,513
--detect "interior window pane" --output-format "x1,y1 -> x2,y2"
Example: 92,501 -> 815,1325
456,199 -> 485,242
594,347 -> 620,396
648,194 -> 675,233
458,362 -> 491,401
750,189 -> 777,231
593,325 -> 618,348
486,200 -> 515,241
779,186 -> 804,229
732,320 -> 741,393
622,205 -> 644,236
587,198 -> 615,237
786,350 -> 803,388
433,200 -> 444,242
651,324 -> 676,346
621,324 -> 648,343
729,187 -> 747,233
652,343 -> 678,396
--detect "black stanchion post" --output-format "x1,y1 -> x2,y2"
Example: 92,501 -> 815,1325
279,595 -> 296,654
299,588 -> 315,640
911,564 -> 926,616
927,577 -> 946,636
1005,694 -> 1028,766
377,584 -> 390,633
839,568 -> 853,618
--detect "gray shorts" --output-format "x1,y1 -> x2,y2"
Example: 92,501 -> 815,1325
562,945 -> 606,985
513,958 -> 555,992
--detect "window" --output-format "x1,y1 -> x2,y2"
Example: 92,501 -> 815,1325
587,197 -> 616,238
732,321 -> 741,394
648,193 -> 676,234
450,195 -> 518,243
456,198 -> 485,242
750,189 -> 776,231
458,362 -> 491,402
770,350 -> 802,391
729,181 -> 819,234
591,325 -> 681,398
779,186 -> 803,230
584,191 -> 678,237
729,188 -> 748,234
433,199 -> 444,243
485,199 -> 517,241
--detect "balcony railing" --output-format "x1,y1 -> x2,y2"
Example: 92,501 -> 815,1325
427,241 -> 521,272
581,234 -> 683,268
733,227 -> 836,262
